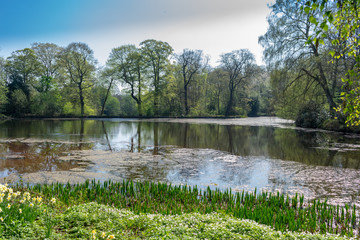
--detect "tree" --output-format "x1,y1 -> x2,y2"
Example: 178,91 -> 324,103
32,42 -> 62,92
140,39 -> 173,116
0,57 -> 8,110
5,48 -> 40,103
107,45 -> 145,116
220,49 -> 255,116
175,49 -> 208,115
259,0 -> 349,117
60,42 -> 96,116
301,0 -> 360,126
207,68 -> 228,115
98,68 -> 117,116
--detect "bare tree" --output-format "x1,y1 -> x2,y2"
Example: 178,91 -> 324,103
176,49 -> 208,115
220,49 -> 255,116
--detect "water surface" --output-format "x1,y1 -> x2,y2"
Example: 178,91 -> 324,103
1,117 -> 360,205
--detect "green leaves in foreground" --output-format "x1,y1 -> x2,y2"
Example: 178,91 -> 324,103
24,180 -> 359,237
50,202 -> 351,240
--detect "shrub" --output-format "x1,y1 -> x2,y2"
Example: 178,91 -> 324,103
295,101 -> 328,128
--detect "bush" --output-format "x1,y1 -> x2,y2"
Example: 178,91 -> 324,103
295,101 -> 328,128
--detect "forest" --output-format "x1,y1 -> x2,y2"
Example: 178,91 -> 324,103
0,0 -> 358,129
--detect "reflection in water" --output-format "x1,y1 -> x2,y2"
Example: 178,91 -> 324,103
1,120 -> 360,168
1,119 -> 360,205
0,141 -> 93,177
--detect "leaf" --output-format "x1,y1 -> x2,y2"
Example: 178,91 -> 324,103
328,14 -> 334,23
331,39 -> 339,45
319,39 -> 325,45
320,22 -> 328,31
311,3 -> 318,10
304,7 -> 311,14
329,50 -> 335,57
309,15 -> 317,25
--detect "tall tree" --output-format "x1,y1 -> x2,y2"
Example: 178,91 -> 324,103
60,42 -> 96,116
301,0 -> 360,126
140,39 -> 173,116
32,42 -> 62,92
259,0 -> 349,116
108,45 -> 145,116
175,49 -> 208,115
220,49 -> 255,116
5,48 -> 41,108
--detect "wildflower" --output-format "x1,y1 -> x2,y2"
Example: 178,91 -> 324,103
43,209 -> 47,213
101,232 -> 106,238
107,235 -> 115,240
51,198 -> 56,204
6,195 -> 11,201
92,230 -> 97,239
0,217 -> 3,222
19,209 -> 22,214
6,204 -> 10,209
29,203 -> 34,207
37,196 -> 42,203
0,198 -> 3,203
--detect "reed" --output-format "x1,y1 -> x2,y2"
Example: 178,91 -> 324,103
15,179 -> 359,237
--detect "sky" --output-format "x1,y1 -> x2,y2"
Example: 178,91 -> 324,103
0,0 -> 274,67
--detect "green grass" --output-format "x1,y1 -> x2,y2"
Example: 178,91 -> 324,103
0,179 -> 357,239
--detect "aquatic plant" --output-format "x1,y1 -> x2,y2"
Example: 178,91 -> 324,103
14,179 -> 360,237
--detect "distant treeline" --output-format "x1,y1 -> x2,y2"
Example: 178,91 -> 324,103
0,40 -> 271,118
0,0 -> 357,126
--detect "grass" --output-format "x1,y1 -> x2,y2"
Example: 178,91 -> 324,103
0,179 -> 358,239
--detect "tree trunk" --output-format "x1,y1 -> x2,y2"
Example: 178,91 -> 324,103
184,84 -> 189,115
79,85 -> 84,116
225,89 -> 234,116
101,78 -> 113,116
312,45 -> 337,117
154,86 -> 159,117
138,78 -> 142,117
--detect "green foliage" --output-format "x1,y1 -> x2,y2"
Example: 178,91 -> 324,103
1,40 -> 269,118
31,90 -> 63,116
16,179 -> 360,237
295,101 -> 329,128
62,101 -> 95,116
9,89 -> 28,116
301,0 -> 360,126
104,96 -> 120,116
118,95 -> 137,116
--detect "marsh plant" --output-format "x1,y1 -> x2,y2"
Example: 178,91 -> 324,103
14,179 -> 360,238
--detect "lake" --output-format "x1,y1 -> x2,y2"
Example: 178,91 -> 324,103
1,117 -> 360,206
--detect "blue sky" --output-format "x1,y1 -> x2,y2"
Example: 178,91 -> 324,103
0,0 -> 274,66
